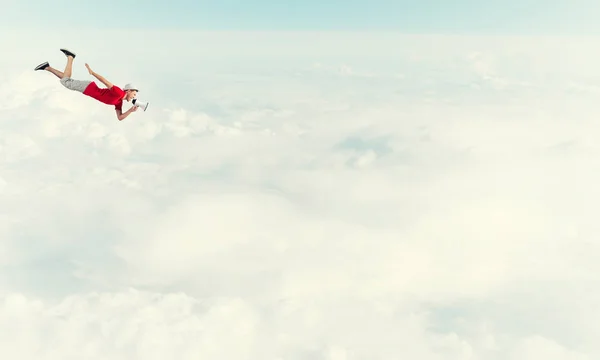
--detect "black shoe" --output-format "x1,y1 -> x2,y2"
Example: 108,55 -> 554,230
34,61 -> 49,71
60,48 -> 76,58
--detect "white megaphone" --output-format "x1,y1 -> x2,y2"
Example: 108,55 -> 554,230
132,99 -> 149,111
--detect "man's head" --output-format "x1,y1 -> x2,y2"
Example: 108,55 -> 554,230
123,83 -> 138,102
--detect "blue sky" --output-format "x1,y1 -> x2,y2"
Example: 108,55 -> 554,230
3,0 -> 600,33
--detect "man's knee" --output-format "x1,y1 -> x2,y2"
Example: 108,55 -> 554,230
60,77 -> 71,88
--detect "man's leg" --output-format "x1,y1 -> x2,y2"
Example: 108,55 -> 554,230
62,55 -> 74,78
60,77 -> 92,93
34,48 -> 76,79
34,49 -> 88,92
34,62 -> 66,79
45,66 -> 65,79
35,60 -> 91,92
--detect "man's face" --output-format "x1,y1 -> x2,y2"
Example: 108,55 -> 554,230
125,90 -> 137,101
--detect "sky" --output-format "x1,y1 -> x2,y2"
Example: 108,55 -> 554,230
2,0 -> 600,33
3,1 -> 600,359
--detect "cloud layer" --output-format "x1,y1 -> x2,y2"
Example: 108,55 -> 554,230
1,31 -> 600,359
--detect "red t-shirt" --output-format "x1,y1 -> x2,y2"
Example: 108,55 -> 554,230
83,81 -> 125,111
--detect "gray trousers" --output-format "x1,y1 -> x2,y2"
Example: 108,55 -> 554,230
60,77 -> 92,93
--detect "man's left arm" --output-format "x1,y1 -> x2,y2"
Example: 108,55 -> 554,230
85,63 -> 113,88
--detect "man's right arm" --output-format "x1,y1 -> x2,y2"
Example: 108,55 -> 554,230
116,107 -> 135,121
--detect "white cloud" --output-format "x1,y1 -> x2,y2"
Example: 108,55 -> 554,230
0,31 -> 599,358
510,336 -> 590,360
0,289 -> 481,360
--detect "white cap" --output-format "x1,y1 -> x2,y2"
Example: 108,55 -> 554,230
123,83 -> 139,91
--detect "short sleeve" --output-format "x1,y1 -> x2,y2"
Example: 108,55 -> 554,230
111,85 -> 125,97
115,101 -> 123,111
